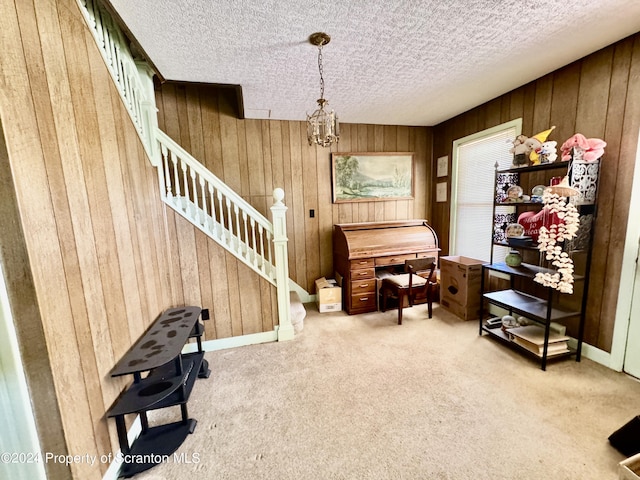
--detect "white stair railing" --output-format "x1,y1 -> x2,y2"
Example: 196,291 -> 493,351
156,130 -> 277,283
77,0 -> 158,164
77,0 -> 296,338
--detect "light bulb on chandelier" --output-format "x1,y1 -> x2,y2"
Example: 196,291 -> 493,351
307,32 -> 339,147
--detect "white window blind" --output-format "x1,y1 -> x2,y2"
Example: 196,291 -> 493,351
450,121 -> 521,262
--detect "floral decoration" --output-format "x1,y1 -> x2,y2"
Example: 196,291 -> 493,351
533,189 -> 580,293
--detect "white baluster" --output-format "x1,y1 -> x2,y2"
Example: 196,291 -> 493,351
266,230 -> 273,278
123,61 -> 132,109
161,143 -> 172,199
171,150 -> 181,201
225,197 -> 233,248
181,159 -> 189,213
114,42 -> 124,90
199,176 -> 207,227
209,184 -> 218,239
85,0 -> 98,34
233,204 -> 241,254
258,224 -> 265,274
242,211 -> 249,260
190,167 -> 198,221
217,191 -> 225,244
104,20 -> 116,70
250,218 -> 258,268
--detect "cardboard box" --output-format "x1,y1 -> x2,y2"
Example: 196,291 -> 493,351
440,294 -> 481,321
439,256 -> 484,320
619,452 -> 640,480
315,277 -> 342,313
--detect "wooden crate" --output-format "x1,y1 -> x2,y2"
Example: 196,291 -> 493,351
439,256 -> 484,320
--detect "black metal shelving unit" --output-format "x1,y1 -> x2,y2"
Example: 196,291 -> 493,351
480,158 -> 599,370
108,306 -> 210,478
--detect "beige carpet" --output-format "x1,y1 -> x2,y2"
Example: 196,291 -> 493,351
133,303 -> 639,480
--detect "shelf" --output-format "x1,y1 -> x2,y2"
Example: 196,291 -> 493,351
493,241 -> 537,249
497,163 -> 570,174
108,352 -> 204,417
481,324 -> 575,361
482,289 -> 581,322
111,306 -> 202,377
484,262 -> 585,281
495,201 -> 543,207
484,262 -> 556,279
117,419 -> 197,478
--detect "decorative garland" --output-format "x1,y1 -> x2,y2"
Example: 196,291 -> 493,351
533,189 -> 580,293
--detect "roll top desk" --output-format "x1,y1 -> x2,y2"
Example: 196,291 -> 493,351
333,220 -> 440,314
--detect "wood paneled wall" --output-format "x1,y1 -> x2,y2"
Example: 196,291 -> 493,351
2,0 -> 636,478
154,83 -> 433,293
431,34 -> 640,352
0,0 -> 273,479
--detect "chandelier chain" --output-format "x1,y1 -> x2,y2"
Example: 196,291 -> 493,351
317,45 -> 325,100
307,32 -> 338,147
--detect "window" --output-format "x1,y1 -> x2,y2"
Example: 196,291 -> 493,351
450,119 -> 522,262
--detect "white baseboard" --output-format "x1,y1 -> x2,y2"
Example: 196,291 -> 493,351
288,279 -> 313,303
102,416 -> 142,480
182,329 -> 278,354
574,341 -> 615,370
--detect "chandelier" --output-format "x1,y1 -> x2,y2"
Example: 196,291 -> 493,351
307,32 -> 339,147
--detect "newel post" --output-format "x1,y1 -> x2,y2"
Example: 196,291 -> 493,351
135,60 -> 160,167
270,188 -> 294,341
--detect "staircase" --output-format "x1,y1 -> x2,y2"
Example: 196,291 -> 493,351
77,0 -> 305,341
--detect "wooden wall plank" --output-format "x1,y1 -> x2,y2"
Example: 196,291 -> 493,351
237,119 -> 250,196
185,85 -> 205,159
201,89 -> 224,178
86,35 -> 141,353
219,92 -> 241,192
598,36 -> 640,350
0,1 -> 75,478
575,48 -> 613,137
532,75 -> 554,134
208,239 -> 231,338
35,3 -> 112,478
225,251 -> 243,336
63,13 -> 134,470
302,129 -> 321,290
246,119 -> 265,196
290,122 -> 307,284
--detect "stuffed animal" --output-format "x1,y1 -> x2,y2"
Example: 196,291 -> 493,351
509,135 -> 530,167
584,137 -> 606,161
537,141 -> 557,164
528,126 -> 556,165
560,133 -> 589,161
525,137 -> 543,165
560,133 -> 606,162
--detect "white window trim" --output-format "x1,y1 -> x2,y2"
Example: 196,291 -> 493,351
449,119 -> 522,256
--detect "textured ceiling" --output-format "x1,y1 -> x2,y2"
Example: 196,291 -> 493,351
108,0 -> 640,126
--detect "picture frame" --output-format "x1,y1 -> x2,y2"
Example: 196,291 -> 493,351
331,152 -> 414,203
437,155 -> 448,177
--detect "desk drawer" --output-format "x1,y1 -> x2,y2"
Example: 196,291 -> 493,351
351,278 -> 376,294
350,258 -> 375,269
350,292 -> 377,310
350,267 -> 375,280
375,253 -> 416,267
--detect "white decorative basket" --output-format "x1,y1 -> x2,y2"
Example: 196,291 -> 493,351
570,160 -> 600,205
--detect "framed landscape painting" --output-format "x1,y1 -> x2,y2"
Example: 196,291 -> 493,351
331,152 -> 414,203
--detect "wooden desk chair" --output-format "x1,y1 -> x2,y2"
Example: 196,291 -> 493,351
380,257 -> 437,325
